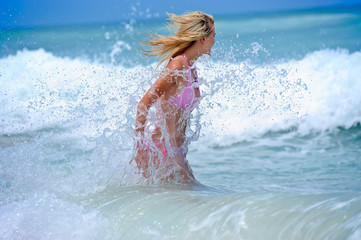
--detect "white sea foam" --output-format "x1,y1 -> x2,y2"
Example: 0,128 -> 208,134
197,48 -> 361,146
0,192 -> 113,240
0,48 -> 150,138
1,48 -> 360,147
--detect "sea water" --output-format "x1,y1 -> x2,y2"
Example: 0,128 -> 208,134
1,6 -> 361,239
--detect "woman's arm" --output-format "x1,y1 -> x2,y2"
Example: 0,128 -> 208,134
135,70 -> 173,136
135,60 -> 183,136
134,69 -> 176,173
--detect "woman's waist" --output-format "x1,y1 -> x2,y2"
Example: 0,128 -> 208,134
151,132 -> 185,147
160,97 -> 200,113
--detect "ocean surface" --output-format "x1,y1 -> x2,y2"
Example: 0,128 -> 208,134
1,6 -> 361,239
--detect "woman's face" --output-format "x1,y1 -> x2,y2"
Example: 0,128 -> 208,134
203,27 -> 216,55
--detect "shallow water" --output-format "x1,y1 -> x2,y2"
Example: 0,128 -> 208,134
1,6 -> 361,239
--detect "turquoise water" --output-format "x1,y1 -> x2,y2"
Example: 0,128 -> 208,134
1,6 -> 361,239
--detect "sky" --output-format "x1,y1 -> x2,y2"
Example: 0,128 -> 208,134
1,0 -> 361,28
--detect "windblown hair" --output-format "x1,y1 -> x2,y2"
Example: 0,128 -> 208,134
142,11 -> 214,66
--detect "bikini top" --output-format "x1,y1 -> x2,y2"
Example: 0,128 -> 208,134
166,54 -> 201,111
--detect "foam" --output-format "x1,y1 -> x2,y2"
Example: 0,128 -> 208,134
0,193 -> 113,239
0,48 -> 153,138
1,48 -> 360,147
196,48 -> 361,146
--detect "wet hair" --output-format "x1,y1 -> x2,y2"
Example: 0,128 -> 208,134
141,11 -> 214,66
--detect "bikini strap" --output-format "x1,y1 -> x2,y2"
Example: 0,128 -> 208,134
181,53 -> 192,85
181,53 -> 189,69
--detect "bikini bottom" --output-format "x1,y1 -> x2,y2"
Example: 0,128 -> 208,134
142,140 -> 186,162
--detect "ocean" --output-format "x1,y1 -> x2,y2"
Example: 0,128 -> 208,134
1,6 -> 361,239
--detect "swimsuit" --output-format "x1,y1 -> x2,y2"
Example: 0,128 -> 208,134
142,139 -> 167,162
167,53 -> 200,111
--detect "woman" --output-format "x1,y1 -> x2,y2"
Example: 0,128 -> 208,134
134,11 -> 215,183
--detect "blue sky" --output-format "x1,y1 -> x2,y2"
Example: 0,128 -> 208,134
1,0 -> 361,28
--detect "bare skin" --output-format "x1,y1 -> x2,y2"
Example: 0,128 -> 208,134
134,29 -> 216,182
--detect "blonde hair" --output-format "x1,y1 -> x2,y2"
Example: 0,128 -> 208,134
142,11 -> 214,66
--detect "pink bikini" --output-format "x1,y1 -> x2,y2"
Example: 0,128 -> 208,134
167,53 -> 200,111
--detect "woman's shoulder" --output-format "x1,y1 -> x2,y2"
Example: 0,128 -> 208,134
160,55 -> 187,84
166,55 -> 186,71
